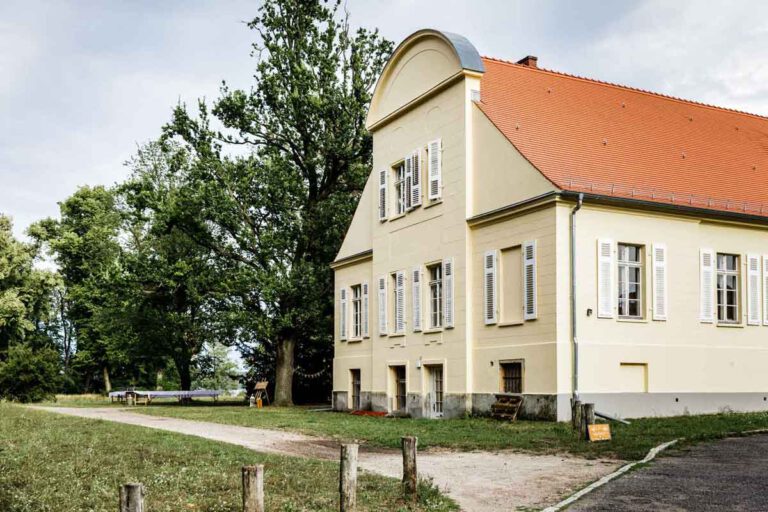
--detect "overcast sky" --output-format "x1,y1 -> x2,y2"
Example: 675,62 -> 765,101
2,0 -> 768,238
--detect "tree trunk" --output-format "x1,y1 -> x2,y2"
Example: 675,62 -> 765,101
274,337 -> 295,406
103,366 -> 112,393
176,359 -> 192,391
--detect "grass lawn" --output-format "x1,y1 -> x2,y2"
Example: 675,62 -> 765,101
0,403 -> 457,512
131,403 -> 768,460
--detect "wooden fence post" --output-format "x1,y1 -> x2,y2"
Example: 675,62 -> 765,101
571,399 -> 582,431
242,465 -> 265,512
401,436 -> 418,501
339,443 -> 358,512
582,403 -> 595,440
119,483 -> 144,512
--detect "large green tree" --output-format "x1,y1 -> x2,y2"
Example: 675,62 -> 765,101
0,215 -> 57,355
29,186 -> 124,391
164,0 -> 392,405
118,141 -> 233,390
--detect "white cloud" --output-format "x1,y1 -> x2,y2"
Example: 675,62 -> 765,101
583,0 -> 768,115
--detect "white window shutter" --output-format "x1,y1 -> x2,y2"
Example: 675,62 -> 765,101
523,241 -> 537,320
763,255 -> 768,326
443,257 -> 454,328
652,244 -> 668,321
597,239 -> 614,318
747,254 -> 761,325
483,250 -> 498,324
395,271 -> 406,333
411,149 -> 422,207
428,139 -> 442,201
339,288 -> 347,341
378,276 -> 387,335
362,281 -> 369,337
404,154 -> 413,211
412,267 -> 422,332
699,249 -> 715,323
378,169 -> 387,221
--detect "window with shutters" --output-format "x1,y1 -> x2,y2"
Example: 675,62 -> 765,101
484,250 -> 498,325
378,168 -> 387,222
361,282 -> 369,337
412,267 -> 422,332
427,139 -> 442,202
522,241 -> 537,320
410,150 -> 422,208
427,263 -> 443,329
747,254 -> 761,326
377,276 -> 387,335
501,246 -> 523,324
393,162 -> 406,216
717,253 -> 740,323
392,271 -> 406,334
339,288 -> 347,341
618,244 -> 643,318
351,284 -> 362,339
500,361 -> 523,394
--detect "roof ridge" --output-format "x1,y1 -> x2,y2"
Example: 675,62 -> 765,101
481,55 -> 768,122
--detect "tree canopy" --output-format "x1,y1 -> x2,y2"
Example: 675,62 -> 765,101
0,0 -> 391,403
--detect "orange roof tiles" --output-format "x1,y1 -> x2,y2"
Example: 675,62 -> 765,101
477,57 -> 768,217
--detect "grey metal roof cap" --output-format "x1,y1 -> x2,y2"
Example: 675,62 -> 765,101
438,30 -> 485,73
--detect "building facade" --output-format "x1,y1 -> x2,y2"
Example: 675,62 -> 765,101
331,29 -> 768,421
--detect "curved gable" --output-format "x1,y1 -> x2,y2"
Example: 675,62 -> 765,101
366,29 -> 484,130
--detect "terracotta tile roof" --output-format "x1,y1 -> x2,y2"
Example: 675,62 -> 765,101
478,57 -> 768,217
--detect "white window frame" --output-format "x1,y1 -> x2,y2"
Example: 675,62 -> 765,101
617,243 -> 644,319
392,271 -> 406,334
351,284 -> 362,339
716,253 -> 740,324
394,162 -> 406,216
428,263 -> 443,329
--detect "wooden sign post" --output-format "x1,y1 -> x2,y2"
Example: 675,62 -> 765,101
587,423 -> 612,442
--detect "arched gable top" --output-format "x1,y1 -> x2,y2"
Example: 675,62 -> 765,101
366,29 -> 484,130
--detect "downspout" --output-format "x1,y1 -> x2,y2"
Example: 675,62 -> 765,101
570,193 -> 584,401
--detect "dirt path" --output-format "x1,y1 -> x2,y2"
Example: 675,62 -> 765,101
35,407 -> 620,511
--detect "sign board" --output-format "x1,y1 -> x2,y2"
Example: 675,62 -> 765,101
588,424 -> 612,442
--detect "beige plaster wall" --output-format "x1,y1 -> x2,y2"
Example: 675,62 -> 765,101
571,204 -> 768,394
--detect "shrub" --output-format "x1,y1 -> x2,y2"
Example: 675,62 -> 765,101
0,344 -> 61,402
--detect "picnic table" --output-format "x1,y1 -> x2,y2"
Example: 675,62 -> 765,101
109,389 -> 221,405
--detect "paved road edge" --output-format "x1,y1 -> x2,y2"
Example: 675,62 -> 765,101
541,439 -> 679,512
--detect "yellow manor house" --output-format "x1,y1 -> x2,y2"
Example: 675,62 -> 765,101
330,29 -> 768,421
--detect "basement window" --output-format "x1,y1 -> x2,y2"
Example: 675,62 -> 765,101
500,361 -> 523,394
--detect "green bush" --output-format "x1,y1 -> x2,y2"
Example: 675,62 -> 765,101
0,344 -> 61,402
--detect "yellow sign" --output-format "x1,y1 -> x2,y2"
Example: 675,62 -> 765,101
588,424 -> 612,442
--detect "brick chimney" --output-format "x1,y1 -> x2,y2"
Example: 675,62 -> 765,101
516,55 -> 538,69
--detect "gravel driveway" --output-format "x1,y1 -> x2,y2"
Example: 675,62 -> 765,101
34,407 -> 619,511
569,434 -> 768,511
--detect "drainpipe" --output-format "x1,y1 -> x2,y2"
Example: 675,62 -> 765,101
570,193 -> 584,401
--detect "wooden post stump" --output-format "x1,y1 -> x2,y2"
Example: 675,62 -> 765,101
401,436 -> 418,501
119,483 -> 144,512
571,399 -> 582,431
582,403 -> 595,440
339,443 -> 358,512
242,465 -> 265,512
